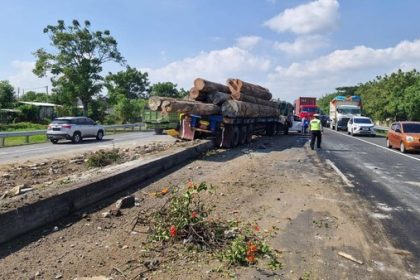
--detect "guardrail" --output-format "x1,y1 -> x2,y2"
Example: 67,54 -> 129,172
0,123 -> 147,147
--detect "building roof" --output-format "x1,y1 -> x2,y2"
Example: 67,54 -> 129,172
18,101 -> 61,107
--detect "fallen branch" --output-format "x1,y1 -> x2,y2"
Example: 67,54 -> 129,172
338,251 -> 363,265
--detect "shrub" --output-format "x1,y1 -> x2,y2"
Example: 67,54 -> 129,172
86,149 -> 121,168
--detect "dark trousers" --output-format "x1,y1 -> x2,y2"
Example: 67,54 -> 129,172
310,130 -> 321,149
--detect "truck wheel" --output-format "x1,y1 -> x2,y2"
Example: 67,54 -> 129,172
239,125 -> 247,145
231,126 -> 240,147
154,128 -> 164,135
284,125 -> 289,135
246,124 -> 253,143
50,139 -> 58,144
266,122 -> 275,136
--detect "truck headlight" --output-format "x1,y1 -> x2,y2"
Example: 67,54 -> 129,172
406,136 -> 414,142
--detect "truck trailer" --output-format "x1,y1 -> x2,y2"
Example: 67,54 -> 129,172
329,96 -> 362,131
149,78 -> 291,148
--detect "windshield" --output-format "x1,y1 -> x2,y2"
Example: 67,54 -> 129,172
403,123 -> 420,133
302,107 -> 319,113
354,118 -> 372,124
337,108 -> 361,114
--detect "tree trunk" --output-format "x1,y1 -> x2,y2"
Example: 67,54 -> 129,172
194,78 -> 230,93
161,100 -> 221,115
221,100 -> 279,118
82,102 -> 88,117
227,79 -> 272,100
230,91 -> 278,108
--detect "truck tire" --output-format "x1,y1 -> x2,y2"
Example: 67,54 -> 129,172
239,125 -> 247,145
231,125 -> 240,147
246,124 -> 253,143
266,122 -> 275,136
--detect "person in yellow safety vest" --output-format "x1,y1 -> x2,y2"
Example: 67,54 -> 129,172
309,114 -> 323,150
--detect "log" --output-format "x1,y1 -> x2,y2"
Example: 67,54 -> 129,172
194,78 -> 230,93
230,91 -> 278,108
148,96 -> 166,111
221,100 -> 279,118
189,87 -> 206,101
161,100 -> 221,115
206,91 -> 231,106
227,79 -> 272,100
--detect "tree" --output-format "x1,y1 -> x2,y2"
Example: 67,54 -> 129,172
0,80 -> 16,109
105,66 -> 150,104
21,91 -> 52,103
33,20 -> 125,116
114,96 -> 146,123
149,82 -> 188,98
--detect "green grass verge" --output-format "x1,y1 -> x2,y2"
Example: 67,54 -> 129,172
3,135 -> 48,147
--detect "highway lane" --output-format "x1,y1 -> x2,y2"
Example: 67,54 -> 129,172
332,128 -> 420,160
319,129 -> 420,267
0,132 -> 175,165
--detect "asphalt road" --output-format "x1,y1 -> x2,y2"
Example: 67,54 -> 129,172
318,128 -> 420,268
0,132 -> 175,165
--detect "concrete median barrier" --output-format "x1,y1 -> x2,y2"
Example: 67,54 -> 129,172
0,140 -> 214,244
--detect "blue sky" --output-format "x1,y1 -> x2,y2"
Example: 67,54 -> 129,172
1,0 -> 420,102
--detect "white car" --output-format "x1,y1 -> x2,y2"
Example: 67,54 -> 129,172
289,116 -> 303,133
46,117 -> 105,144
347,116 -> 376,136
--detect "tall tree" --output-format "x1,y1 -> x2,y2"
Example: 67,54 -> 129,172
0,80 -> 16,109
149,82 -> 187,98
105,66 -> 150,104
33,20 -> 125,116
21,91 -> 52,103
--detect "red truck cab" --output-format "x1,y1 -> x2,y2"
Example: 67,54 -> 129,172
294,97 -> 320,119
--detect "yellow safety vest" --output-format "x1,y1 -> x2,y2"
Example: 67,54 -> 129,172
310,119 -> 321,131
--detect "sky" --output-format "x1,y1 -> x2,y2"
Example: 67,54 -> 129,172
1,0 -> 420,102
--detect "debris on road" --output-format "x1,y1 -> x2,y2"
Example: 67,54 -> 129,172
115,195 -> 135,209
338,251 -> 364,265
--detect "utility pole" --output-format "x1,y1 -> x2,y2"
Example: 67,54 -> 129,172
46,86 -> 49,95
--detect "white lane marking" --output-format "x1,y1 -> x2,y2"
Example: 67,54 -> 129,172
328,129 -> 420,163
325,159 -> 354,188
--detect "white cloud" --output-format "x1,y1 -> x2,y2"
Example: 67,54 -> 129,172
273,35 -> 329,55
235,36 -> 262,49
267,39 -> 420,101
142,47 -> 271,89
7,61 -> 51,93
264,0 -> 339,34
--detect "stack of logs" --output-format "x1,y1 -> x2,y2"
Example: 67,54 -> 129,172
149,78 -> 279,118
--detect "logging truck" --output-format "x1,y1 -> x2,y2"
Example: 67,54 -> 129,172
149,78 -> 292,148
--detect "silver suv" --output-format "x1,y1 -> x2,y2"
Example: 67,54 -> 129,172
46,117 -> 105,144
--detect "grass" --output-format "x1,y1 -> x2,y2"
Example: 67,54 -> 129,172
3,135 -> 48,147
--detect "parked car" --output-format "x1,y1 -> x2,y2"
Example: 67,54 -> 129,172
347,116 -> 376,136
320,115 -> 331,127
46,117 -> 105,144
386,121 -> 420,153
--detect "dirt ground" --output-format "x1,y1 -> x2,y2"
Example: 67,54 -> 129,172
0,134 -> 417,279
0,140 -> 196,211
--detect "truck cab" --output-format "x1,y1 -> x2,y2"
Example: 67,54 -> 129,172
329,96 -> 362,131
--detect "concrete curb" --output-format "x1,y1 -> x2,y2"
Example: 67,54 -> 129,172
0,140 -> 214,244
